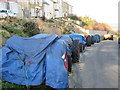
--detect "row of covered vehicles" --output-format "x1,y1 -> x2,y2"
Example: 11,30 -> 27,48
1,33 -> 101,89
62,33 -> 101,72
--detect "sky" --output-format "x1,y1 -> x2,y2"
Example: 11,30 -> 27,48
67,0 -> 119,30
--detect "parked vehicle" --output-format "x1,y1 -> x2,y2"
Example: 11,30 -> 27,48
69,33 -> 86,53
103,34 -> 113,40
91,35 -> 95,44
85,35 -> 92,46
0,10 -> 16,18
94,34 -> 101,43
79,34 -> 86,51
118,37 -> 120,48
1,34 -> 69,88
60,35 -> 73,72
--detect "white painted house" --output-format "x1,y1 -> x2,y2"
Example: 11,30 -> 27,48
0,0 -> 7,10
44,0 -> 54,19
53,0 -> 63,18
8,1 -> 18,13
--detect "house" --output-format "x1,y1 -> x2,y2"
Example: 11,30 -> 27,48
0,0 -> 18,13
0,0 -> 73,18
29,0 -> 42,18
17,0 -> 42,18
0,0 -> 7,10
53,0 -> 63,18
44,0 -> 54,19
62,1 -> 69,17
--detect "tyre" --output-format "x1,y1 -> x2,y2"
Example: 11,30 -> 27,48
68,55 -> 72,72
86,35 -> 91,46
91,36 -> 94,44
83,45 -> 85,51
71,40 -> 80,63
79,43 -> 83,52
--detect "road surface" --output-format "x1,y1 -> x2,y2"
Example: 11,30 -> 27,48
69,40 -> 118,88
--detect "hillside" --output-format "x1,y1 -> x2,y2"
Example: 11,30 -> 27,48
0,16 -> 117,47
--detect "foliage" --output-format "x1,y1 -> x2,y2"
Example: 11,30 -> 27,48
17,19 -> 27,26
0,30 -> 10,38
83,25 -> 93,30
62,26 -> 75,34
45,19 -> 54,23
1,81 -> 51,89
1,25 -> 25,36
81,16 -> 95,26
69,15 -> 79,20
92,23 -> 113,32
1,81 -> 25,89
23,21 -> 41,37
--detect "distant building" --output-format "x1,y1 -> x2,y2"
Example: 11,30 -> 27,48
17,0 -> 42,18
62,1 -> 73,17
0,0 -> 7,10
28,0 -> 42,18
68,4 -> 73,15
0,0 -> 73,18
53,0 -> 63,18
0,0 -> 18,13
44,0 -> 54,19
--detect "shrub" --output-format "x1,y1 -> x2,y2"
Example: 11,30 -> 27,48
17,19 -> 26,26
0,30 -> 10,38
1,81 -> 52,89
69,15 -> 79,20
1,25 -> 25,36
23,21 -> 40,37
45,19 -> 54,23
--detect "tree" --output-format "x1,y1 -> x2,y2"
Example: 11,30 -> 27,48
83,25 -> 93,30
81,16 -> 95,26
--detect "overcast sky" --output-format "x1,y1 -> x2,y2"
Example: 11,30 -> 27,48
68,0 -> 119,27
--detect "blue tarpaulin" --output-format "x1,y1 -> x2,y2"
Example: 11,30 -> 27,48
0,34 -> 68,88
94,34 -> 100,43
60,35 -> 73,56
69,33 -> 86,45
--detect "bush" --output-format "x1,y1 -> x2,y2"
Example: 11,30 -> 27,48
17,19 -> 26,26
1,81 -> 53,89
69,15 -> 79,20
0,30 -> 10,38
45,19 -> 54,23
23,21 -> 40,37
1,25 -> 25,36
1,81 -> 25,89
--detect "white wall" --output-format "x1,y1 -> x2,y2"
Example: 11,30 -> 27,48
30,0 -> 34,4
53,0 -> 63,18
31,8 -> 35,16
85,30 -> 108,35
0,2 -> 7,10
58,0 -> 63,17
17,3 -> 23,18
44,0 -> 54,19
8,1 -> 18,13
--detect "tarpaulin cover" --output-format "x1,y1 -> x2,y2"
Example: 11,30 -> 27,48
46,39 -> 68,88
0,34 -> 68,88
60,35 -> 73,56
69,33 -> 86,45
94,34 -> 100,42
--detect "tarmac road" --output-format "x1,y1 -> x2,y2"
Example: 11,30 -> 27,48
69,40 -> 118,88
